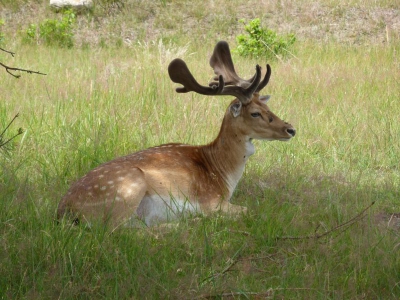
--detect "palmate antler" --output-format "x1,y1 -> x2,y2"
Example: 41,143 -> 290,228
168,40 -> 270,104
209,41 -> 271,96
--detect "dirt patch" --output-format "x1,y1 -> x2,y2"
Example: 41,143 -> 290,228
263,4 -> 400,44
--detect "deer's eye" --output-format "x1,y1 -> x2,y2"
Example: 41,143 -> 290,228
269,116 -> 274,122
251,112 -> 261,118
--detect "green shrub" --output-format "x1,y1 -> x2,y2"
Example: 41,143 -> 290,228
235,18 -> 296,60
25,23 -> 37,42
24,9 -> 76,48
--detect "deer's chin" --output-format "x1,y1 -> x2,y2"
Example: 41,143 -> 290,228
274,135 -> 294,141
254,136 -> 293,141
279,137 -> 293,142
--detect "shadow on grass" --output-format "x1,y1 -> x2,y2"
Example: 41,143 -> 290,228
1,163 -> 399,299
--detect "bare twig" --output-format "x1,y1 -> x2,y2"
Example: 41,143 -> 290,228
0,47 -> 15,56
0,113 -> 24,149
238,253 -> 279,262
192,287 -> 325,299
277,201 -> 376,241
192,290 -> 273,299
0,113 -> 19,137
0,129 -> 24,148
1,47 -> 46,78
0,62 -> 47,78
201,243 -> 246,283
227,229 -> 251,236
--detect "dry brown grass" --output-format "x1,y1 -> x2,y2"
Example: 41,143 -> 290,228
1,0 -> 399,49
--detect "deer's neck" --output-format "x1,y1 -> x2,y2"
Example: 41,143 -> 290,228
200,116 -> 254,198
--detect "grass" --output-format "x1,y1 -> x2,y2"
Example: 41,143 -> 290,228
1,1 -> 400,299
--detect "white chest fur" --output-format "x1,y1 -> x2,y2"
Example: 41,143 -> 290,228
225,139 -> 255,198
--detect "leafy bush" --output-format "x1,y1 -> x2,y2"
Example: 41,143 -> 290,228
235,18 -> 296,60
24,9 -> 76,48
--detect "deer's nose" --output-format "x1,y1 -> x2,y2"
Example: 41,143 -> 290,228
286,128 -> 296,137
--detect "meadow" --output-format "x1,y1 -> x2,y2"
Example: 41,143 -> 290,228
1,0 -> 399,299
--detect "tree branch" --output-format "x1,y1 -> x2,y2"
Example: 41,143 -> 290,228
0,62 -> 47,78
1,47 -> 47,78
0,47 -> 15,56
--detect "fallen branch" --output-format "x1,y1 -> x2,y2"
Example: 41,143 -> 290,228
201,243 -> 246,284
227,229 -> 251,236
192,287 -> 325,299
192,290 -> 273,299
277,201 -> 375,241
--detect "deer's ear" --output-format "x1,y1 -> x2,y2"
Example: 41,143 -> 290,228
230,101 -> 242,118
259,95 -> 271,103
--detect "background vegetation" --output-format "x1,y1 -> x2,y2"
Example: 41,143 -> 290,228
1,0 -> 399,299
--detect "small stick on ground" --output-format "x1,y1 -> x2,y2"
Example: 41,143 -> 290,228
277,201 -> 376,241
192,287 -> 325,299
201,243 -> 247,284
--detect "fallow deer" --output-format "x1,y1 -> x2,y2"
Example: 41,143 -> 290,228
57,41 -> 296,226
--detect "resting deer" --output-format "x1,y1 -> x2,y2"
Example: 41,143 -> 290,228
57,41 -> 296,226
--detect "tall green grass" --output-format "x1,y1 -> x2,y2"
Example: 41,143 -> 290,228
1,39 -> 399,298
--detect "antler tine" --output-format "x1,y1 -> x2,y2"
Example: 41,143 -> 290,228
255,64 -> 271,93
221,64 -> 261,104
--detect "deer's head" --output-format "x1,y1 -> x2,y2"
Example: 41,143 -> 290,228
168,41 -> 296,142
